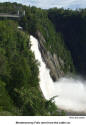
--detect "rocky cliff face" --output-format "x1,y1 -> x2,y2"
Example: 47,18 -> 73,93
35,31 -> 65,81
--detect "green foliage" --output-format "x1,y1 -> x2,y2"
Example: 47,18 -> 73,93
0,19 -> 62,116
0,80 -> 19,115
0,20 -> 40,115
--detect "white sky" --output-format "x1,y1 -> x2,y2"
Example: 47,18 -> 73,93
0,0 -> 86,9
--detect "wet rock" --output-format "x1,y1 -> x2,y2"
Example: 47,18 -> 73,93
35,31 -> 64,81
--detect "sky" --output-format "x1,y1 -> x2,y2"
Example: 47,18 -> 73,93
0,0 -> 86,9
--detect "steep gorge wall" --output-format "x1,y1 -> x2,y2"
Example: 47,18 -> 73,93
48,9 -> 86,76
35,31 -> 65,81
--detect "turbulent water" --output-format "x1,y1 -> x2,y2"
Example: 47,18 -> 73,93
30,35 -> 86,113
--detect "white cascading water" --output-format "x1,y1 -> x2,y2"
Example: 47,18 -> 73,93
30,35 -> 86,113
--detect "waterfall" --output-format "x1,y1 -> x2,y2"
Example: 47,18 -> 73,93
30,35 -> 86,113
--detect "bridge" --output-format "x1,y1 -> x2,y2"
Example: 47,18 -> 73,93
0,13 -> 20,18
0,10 -> 25,19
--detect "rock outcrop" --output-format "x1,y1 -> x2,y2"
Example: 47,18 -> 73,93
35,31 -> 64,81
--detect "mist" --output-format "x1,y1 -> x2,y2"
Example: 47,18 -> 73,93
30,35 -> 86,113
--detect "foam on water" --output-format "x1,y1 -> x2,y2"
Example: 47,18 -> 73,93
30,35 -> 86,113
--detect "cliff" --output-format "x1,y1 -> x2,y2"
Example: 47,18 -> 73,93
35,31 -> 65,81
0,2 -> 83,116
